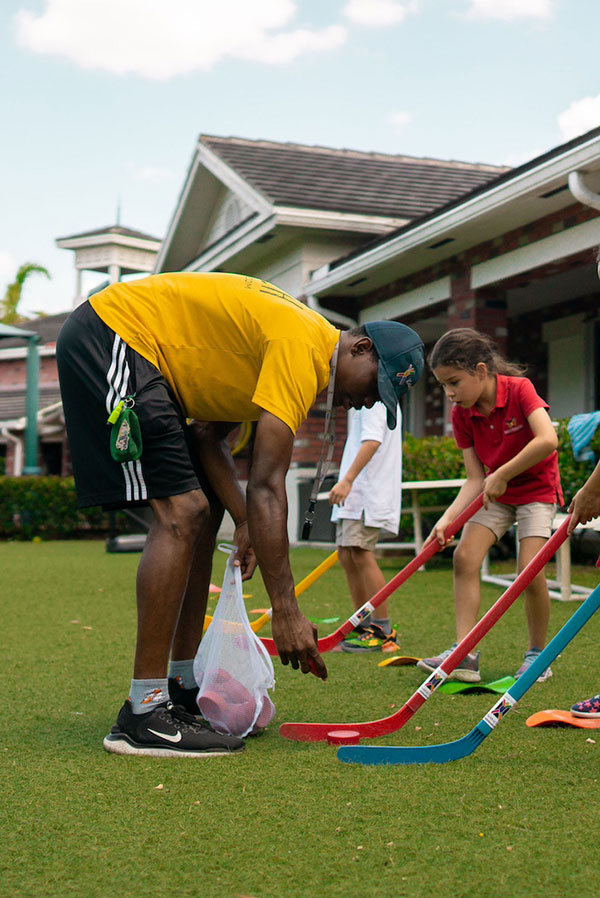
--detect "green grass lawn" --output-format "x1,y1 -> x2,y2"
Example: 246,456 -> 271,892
2,540 -> 600,898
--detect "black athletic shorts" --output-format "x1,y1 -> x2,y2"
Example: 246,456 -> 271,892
57,301 -> 215,509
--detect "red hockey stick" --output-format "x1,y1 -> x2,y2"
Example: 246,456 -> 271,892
261,492 -> 484,658
280,513 -> 571,742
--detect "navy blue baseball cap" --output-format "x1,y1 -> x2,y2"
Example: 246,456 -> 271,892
363,321 -> 424,429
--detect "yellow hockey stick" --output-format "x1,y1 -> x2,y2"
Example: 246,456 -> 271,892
203,550 -> 339,633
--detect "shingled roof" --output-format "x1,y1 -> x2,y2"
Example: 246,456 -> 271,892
0,312 -> 70,349
0,386 -> 63,422
201,135 -> 508,221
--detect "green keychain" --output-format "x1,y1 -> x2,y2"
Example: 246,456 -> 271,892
107,395 -> 143,462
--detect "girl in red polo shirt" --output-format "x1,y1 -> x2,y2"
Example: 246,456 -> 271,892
418,327 -> 562,684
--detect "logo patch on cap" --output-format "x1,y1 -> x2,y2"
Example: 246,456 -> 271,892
396,363 -> 416,386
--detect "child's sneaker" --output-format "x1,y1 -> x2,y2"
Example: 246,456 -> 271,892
341,624 -> 399,653
416,644 -> 481,683
514,648 -> 552,683
570,694 -> 600,718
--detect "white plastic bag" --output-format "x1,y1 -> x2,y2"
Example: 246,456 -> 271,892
193,545 -> 275,737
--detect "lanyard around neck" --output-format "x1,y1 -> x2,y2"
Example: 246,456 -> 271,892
301,339 -> 339,540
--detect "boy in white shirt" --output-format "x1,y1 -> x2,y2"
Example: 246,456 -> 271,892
329,402 -> 403,652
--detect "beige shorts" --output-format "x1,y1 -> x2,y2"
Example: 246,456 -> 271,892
336,516 -> 381,550
468,501 -> 557,542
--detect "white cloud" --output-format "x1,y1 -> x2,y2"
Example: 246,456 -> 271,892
15,0 -> 347,80
465,0 -> 553,20
134,167 -> 175,183
241,25 -> 346,64
344,0 -> 417,27
558,94 -> 600,142
388,110 -> 413,127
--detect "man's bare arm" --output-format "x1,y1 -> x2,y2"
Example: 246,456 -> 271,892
187,420 -> 256,578
248,410 -> 327,679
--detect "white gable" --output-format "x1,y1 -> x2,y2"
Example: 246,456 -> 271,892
204,190 -> 255,248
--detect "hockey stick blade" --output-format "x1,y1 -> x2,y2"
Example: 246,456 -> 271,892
279,515 -> 570,742
264,493 -> 484,659
337,577 -> 600,765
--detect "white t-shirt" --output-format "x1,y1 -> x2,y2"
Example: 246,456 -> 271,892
330,402 -> 402,536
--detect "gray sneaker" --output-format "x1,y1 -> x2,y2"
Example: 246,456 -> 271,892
514,648 -> 552,683
417,644 -> 481,683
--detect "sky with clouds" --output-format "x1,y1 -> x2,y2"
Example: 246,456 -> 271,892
1,0 -> 599,316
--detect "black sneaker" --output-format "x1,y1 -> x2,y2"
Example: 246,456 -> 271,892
168,676 -> 201,715
103,701 -> 246,758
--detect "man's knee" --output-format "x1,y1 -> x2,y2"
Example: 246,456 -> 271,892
151,490 -> 210,541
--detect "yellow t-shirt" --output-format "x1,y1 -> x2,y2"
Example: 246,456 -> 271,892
89,272 -> 339,433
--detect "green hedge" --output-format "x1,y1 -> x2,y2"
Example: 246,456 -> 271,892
555,418 -> 600,507
398,418 -> 600,536
0,418 -> 598,540
0,476 -> 127,540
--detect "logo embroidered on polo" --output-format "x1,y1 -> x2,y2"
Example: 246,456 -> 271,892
504,417 -> 524,435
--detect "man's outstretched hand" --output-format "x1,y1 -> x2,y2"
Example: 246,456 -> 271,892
271,606 -> 328,680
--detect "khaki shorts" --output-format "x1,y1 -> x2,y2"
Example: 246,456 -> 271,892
336,516 -> 381,551
468,501 -> 557,542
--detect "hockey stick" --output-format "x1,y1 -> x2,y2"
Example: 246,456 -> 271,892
337,571 -> 600,765
280,513 -> 571,742
261,493 -> 484,659
204,550 -> 339,634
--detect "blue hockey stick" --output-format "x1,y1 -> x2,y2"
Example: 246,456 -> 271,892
338,579 -> 600,766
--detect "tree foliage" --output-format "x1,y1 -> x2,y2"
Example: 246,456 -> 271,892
0,263 -> 50,324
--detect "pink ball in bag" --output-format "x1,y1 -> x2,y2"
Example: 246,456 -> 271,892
198,690 -> 257,736
198,670 -> 263,736
251,695 -> 276,734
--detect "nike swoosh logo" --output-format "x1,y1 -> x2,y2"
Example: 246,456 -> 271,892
148,728 -> 183,743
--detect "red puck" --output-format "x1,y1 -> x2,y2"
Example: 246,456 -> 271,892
326,729 -> 361,745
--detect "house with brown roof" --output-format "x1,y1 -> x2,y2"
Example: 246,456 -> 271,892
303,127 -> 600,437
155,135 -> 506,515
157,134 -> 506,307
155,130 -> 600,539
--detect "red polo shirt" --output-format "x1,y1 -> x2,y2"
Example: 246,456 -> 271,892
452,375 -> 563,506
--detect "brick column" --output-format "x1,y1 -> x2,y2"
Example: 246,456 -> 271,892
5,441 -> 15,476
290,393 -> 347,469
447,271 -> 507,352
438,270 -> 508,433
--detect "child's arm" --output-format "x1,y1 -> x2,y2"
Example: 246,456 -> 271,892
329,439 -> 381,507
484,407 -> 557,505
426,447 -> 485,546
568,459 -> 600,534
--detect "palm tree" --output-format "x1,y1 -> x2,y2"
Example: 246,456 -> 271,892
0,263 -> 50,324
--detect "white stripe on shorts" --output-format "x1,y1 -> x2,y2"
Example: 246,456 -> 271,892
104,334 -> 148,503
